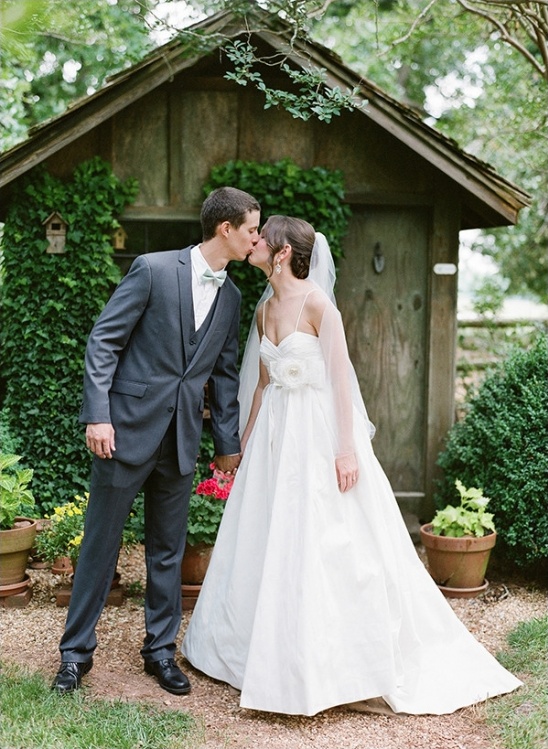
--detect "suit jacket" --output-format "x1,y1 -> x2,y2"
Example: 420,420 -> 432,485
79,247 -> 241,474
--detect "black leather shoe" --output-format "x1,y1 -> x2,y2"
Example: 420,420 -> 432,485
144,658 -> 191,695
51,659 -> 93,694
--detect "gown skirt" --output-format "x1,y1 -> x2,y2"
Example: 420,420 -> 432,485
182,333 -> 521,716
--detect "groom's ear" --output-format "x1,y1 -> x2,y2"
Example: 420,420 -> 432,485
217,220 -> 231,239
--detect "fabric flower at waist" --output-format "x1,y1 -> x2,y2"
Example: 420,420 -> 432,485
268,359 -> 325,389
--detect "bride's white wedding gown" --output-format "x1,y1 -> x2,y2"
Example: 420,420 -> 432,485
182,326 -> 521,716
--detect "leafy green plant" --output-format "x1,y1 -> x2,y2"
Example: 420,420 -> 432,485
431,479 -> 495,538
35,492 -> 138,566
0,157 -> 138,515
435,333 -> 548,567
225,40 -> 362,122
0,453 -> 36,530
34,493 -> 87,566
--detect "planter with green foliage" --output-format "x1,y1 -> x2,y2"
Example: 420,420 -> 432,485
420,480 -> 497,597
0,454 -> 37,590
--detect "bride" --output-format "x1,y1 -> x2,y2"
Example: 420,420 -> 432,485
181,215 -> 521,716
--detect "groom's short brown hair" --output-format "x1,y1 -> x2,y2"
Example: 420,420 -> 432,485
201,187 -> 260,241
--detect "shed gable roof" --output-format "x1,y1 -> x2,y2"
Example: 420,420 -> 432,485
0,8 -> 530,227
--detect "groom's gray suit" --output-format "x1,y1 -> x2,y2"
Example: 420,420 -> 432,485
60,247 -> 241,663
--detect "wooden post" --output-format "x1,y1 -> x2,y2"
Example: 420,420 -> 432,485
423,180 -> 460,518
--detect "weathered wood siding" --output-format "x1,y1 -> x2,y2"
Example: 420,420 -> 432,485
337,207 -> 429,497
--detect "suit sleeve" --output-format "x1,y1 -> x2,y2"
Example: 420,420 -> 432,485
79,256 -> 151,424
207,299 -> 241,456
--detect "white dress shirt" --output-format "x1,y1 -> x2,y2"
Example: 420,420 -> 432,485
191,244 -> 224,329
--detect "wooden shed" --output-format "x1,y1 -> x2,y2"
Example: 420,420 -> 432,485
0,8 -> 529,520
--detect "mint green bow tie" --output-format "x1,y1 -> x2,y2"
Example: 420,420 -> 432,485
202,268 -> 227,287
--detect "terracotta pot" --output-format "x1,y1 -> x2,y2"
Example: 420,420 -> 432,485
181,542 -> 214,585
0,517 -> 38,586
420,523 -> 496,594
51,556 -> 74,575
0,573 -> 32,598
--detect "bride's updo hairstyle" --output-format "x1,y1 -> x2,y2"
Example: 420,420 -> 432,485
263,215 -> 315,279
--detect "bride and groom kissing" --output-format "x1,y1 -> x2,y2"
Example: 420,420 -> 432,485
52,186 -> 520,716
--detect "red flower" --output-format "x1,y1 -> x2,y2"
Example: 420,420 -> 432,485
196,468 -> 234,502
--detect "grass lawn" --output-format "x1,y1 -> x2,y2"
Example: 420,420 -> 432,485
0,663 -> 201,749
487,615 -> 548,749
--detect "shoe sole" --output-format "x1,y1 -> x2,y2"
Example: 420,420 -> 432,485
144,662 -> 191,695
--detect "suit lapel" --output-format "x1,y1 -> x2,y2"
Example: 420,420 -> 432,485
177,248 -> 194,368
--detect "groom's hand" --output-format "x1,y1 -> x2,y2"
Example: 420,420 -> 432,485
86,422 -> 116,459
214,453 -> 241,475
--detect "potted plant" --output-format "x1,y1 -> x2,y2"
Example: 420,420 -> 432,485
181,464 -> 233,608
34,493 -> 88,573
35,493 -> 137,605
420,479 -> 497,598
0,453 -> 37,595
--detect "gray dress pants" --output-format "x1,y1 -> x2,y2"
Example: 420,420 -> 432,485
59,419 -> 194,663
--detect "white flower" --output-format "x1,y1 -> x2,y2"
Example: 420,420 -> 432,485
269,359 -> 324,389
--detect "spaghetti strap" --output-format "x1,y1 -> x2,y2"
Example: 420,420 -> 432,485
295,289 -> 317,332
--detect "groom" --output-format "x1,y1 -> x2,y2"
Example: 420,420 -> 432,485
52,186 -> 261,695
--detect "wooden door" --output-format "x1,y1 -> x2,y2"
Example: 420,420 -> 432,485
337,207 -> 430,499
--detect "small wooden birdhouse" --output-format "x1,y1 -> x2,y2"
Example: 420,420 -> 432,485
112,226 -> 128,251
43,211 -> 67,254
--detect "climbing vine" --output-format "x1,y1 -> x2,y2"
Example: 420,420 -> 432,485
0,157 -> 138,514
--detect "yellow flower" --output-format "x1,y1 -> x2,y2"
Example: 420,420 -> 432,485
69,533 -> 83,548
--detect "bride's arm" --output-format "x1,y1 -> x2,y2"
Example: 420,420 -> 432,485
316,300 -> 359,493
240,307 -> 269,453
240,359 -> 269,453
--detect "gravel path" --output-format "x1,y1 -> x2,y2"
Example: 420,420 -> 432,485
1,545 -> 545,749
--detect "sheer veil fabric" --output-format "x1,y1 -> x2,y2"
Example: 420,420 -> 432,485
238,232 -> 375,443
182,232 -> 521,716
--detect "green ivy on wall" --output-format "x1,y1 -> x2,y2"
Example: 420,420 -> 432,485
205,158 -> 352,348
0,157 -> 138,515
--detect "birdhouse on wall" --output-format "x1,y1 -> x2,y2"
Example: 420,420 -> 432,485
43,211 -> 67,254
112,226 -> 128,251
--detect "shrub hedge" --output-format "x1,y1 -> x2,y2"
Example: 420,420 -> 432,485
0,158 -> 137,515
435,333 -> 548,568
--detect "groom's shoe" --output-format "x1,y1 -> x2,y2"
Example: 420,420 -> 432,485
144,658 -> 191,695
51,659 -> 93,694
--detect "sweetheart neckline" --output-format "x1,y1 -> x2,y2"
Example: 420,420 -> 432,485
261,331 -> 319,348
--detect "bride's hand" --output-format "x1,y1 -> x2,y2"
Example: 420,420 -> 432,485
336,453 -> 359,493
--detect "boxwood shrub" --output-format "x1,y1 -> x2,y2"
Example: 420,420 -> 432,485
435,332 -> 548,569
